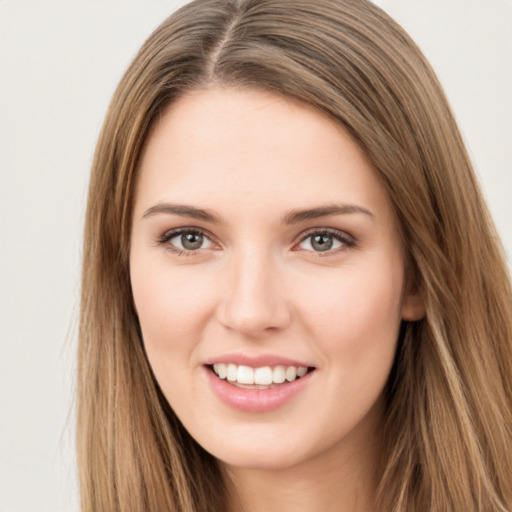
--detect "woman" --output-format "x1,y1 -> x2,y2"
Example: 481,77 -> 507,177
78,0 -> 512,510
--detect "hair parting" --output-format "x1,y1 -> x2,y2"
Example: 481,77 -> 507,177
78,1 -> 512,510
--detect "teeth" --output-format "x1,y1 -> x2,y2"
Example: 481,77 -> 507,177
254,366 -> 273,385
227,363 -> 237,382
237,365 -> 254,384
297,366 -> 308,377
212,363 -> 309,385
285,366 -> 297,381
213,363 -> 227,379
273,365 -> 286,383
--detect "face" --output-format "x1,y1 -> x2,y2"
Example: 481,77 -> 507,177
130,87 -> 423,472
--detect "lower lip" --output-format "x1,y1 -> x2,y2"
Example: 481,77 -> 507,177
205,367 -> 314,413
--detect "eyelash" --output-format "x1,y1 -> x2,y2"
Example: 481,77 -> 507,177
296,228 -> 356,256
157,227 -> 356,256
157,228 -> 215,256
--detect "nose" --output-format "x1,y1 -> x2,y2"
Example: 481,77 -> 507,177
216,248 -> 291,338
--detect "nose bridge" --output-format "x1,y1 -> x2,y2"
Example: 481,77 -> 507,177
218,244 -> 290,336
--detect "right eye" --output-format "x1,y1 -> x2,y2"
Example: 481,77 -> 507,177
159,229 -> 214,254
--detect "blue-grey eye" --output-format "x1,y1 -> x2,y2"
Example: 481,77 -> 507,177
170,231 -> 212,251
299,232 -> 344,252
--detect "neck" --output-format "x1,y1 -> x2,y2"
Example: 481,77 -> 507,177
221,416 -> 381,512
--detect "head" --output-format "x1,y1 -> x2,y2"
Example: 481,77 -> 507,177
78,1 -> 512,511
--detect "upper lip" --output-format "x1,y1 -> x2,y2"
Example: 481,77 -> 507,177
204,353 -> 314,368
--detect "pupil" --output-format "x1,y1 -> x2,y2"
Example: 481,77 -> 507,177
312,234 -> 333,251
182,232 -> 203,250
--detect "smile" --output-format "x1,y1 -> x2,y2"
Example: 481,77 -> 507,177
206,362 -> 316,412
212,363 -> 309,388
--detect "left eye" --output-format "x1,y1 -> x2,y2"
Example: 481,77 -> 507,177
166,230 -> 213,252
298,231 -> 348,252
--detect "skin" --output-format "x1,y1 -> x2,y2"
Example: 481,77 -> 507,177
130,86 -> 424,512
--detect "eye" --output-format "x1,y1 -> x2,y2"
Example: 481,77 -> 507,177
159,228 -> 214,254
297,229 -> 355,253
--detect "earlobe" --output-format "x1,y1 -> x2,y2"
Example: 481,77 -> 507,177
401,292 -> 425,321
401,267 -> 425,321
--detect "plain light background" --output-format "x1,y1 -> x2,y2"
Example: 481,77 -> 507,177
0,1 -> 510,511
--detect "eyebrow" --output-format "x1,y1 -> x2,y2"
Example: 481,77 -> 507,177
142,202 -> 374,224
283,204 -> 375,224
142,203 -> 222,223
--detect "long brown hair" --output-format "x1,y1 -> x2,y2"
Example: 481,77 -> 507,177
78,1 -> 512,510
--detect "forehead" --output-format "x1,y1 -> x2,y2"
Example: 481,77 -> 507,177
135,86 -> 392,221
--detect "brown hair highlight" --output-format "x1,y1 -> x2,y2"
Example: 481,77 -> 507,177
78,1 -> 512,510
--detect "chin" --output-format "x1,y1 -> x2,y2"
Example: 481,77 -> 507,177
194,421 -> 338,473
216,446 -> 308,472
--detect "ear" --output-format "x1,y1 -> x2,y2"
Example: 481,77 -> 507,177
401,292 -> 425,321
401,274 -> 425,321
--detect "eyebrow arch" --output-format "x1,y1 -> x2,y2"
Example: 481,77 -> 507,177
283,204 -> 375,224
142,202 -> 374,224
142,203 -> 222,223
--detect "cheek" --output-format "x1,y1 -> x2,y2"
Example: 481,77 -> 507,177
296,262 -> 404,362
130,261 -> 218,368
296,263 -> 404,432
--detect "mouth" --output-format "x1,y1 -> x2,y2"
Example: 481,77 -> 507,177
208,363 -> 315,390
